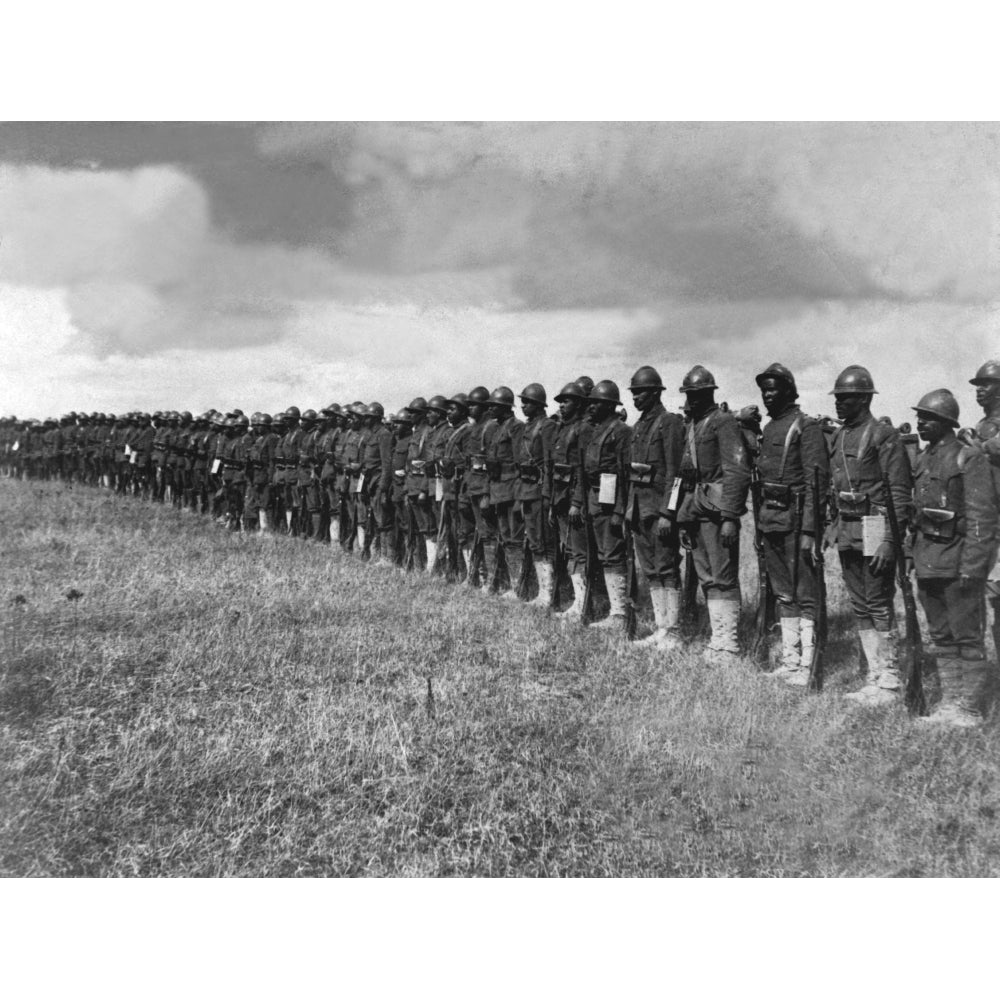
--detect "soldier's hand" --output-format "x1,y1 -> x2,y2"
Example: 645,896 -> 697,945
822,523 -> 838,551
869,541 -> 895,576
679,528 -> 694,550
656,515 -> 673,540
418,491 -> 427,502
569,505 -> 582,526
800,533 -> 817,566
720,519 -> 739,548
479,497 -> 491,512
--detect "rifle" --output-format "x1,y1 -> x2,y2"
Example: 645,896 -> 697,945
404,497 -> 418,572
881,469 -> 926,716
550,507 -> 567,610
623,513 -> 639,640
806,464 -> 827,693
750,469 -> 777,664
515,533 -> 534,600
680,546 -> 699,629
489,537 -> 510,595
467,524 -> 485,586
449,474 -> 462,580
579,490 -> 599,625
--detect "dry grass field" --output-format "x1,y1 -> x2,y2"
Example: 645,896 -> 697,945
2,476 -> 1000,877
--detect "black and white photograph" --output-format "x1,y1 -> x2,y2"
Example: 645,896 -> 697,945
3,119 -> 1000,888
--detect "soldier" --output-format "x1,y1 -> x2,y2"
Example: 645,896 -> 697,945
461,387 -> 495,586
360,402 -> 393,564
753,363 -> 830,683
968,360 -> 1000,659
296,409 -> 323,540
572,380 -> 633,628
515,384 -> 557,605
420,396 -> 452,571
316,404 -> 343,543
826,365 -> 913,706
278,407 -> 304,535
906,389 -> 996,726
626,366 -> 685,649
131,413 -> 155,499
390,410 -> 414,567
245,413 -> 277,531
485,386 -> 525,595
676,366 -> 752,662
437,393 -> 473,577
550,381 -> 592,617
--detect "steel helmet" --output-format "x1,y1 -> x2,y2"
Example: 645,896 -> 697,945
321,402 -> 342,416
913,388 -> 960,427
830,365 -> 878,395
301,409 -> 318,423
518,383 -> 547,406
554,380 -> 588,403
250,411 -> 265,425
407,396 -> 428,413
284,406 -> 301,419
448,392 -> 470,410
680,365 -> 718,393
368,401 -> 385,419
467,386 -> 490,406
574,376 -> 595,396
755,362 -> 798,396
489,386 -> 515,408
970,360 -> 1000,386
426,395 -> 450,414
272,411 -> 287,427
588,380 -> 621,404
233,414 -> 249,428
394,409 -> 414,424
628,366 -> 665,392
258,413 -> 272,426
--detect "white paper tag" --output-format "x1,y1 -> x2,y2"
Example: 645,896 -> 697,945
211,458 -> 222,474
434,477 -> 444,501
862,515 -> 886,557
353,472 -> 365,494
11,441 -> 18,452
130,452 -> 137,465
667,477 -> 682,512
598,472 -> 617,505
124,444 -> 132,457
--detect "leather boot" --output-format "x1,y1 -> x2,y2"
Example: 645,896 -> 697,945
784,618 -> 814,686
633,586 -> 682,650
425,538 -> 438,574
919,651 -> 962,726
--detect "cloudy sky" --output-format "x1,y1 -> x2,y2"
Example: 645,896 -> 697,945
0,121 -> 996,424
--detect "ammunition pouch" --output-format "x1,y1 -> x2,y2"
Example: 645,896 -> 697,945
680,471 -> 697,492
837,490 -> 870,520
552,462 -> 573,484
917,507 -> 959,542
469,454 -> 487,472
629,461 -> 655,486
762,482 -> 792,511
408,459 -> 427,476
518,463 -> 542,484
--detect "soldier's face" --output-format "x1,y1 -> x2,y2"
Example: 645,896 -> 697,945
447,403 -> 465,425
976,382 -> 1000,412
630,387 -> 659,413
760,378 -> 793,417
490,404 -> 510,421
521,400 -> 542,420
916,413 -> 948,444
834,392 -> 870,423
558,397 -> 579,421
426,409 -> 443,427
586,400 -> 613,425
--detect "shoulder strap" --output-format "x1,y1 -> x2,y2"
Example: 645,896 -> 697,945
777,414 -> 804,481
